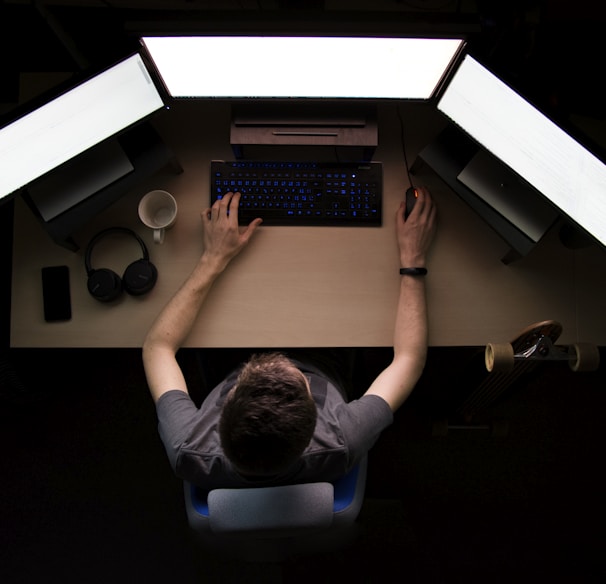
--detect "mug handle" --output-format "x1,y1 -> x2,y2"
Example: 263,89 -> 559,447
153,227 -> 165,244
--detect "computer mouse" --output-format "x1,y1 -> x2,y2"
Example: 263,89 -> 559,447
405,187 -> 418,219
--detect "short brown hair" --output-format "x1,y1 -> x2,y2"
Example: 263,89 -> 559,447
219,352 -> 317,476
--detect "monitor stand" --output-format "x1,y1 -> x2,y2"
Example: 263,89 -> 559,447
456,149 -> 558,245
230,102 -> 377,162
27,140 -> 134,223
410,125 -> 560,264
22,122 -> 182,251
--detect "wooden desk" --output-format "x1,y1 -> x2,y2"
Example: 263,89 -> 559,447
10,101 -> 606,348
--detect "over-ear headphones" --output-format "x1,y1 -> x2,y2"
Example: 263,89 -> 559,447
85,227 -> 158,302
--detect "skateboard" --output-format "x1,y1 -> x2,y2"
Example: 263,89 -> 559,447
433,320 -> 600,437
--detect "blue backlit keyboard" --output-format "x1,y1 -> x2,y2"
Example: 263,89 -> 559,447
210,160 -> 382,226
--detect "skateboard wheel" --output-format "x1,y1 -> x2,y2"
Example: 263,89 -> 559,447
569,343 -> 600,372
485,343 -> 514,373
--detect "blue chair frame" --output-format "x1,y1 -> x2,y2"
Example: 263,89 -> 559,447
183,455 -> 368,561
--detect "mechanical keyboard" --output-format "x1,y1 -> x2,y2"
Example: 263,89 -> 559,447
210,160 -> 382,226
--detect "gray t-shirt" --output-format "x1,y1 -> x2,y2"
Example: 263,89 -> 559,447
155,364 -> 393,489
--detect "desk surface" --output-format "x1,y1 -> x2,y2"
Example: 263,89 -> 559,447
11,101 -> 606,348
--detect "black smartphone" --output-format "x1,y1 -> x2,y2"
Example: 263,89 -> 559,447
41,265 -> 72,322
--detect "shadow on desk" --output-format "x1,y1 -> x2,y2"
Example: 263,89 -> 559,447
0,345 -> 605,583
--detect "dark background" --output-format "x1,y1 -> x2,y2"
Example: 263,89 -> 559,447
1,2 -> 605,582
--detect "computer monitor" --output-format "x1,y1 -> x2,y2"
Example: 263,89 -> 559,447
140,36 -> 465,100
437,53 -> 606,248
0,52 -> 166,206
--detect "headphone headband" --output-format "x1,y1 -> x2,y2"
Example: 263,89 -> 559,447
85,227 -> 149,274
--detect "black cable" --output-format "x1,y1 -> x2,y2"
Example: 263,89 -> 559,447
396,104 -> 414,189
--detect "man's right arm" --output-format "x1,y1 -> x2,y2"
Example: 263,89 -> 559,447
142,192 -> 262,404
364,186 -> 437,412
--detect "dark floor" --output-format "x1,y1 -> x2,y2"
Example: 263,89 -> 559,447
1,341 -> 605,583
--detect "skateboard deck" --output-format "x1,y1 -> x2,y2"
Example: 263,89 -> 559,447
460,320 -> 562,420
433,320 -> 600,436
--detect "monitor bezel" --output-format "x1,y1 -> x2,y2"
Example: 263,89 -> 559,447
433,50 -> 606,250
139,34 -> 466,103
0,51 -> 169,206
433,50 -> 606,165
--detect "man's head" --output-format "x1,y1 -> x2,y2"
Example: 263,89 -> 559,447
219,352 -> 317,476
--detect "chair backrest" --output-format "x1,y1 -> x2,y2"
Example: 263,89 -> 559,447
183,455 -> 367,561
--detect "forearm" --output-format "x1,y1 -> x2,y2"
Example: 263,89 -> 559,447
393,188 -> 433,372
143,254 -> 224,355
142,254 -> 225,402
392,273 -> 428,379
364,273 -> 429,411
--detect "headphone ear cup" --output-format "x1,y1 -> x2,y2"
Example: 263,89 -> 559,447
87,268 -> 123,302
122,259 -> 158,296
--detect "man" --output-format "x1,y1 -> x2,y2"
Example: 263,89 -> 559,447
143,187 -> 436,488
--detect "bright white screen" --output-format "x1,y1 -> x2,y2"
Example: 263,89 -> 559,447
142,36 -> 464,99
438,54 -> 606,246
0,53 -> 165,200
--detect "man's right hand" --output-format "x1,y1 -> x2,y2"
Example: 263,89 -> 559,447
201,192 -> 263,272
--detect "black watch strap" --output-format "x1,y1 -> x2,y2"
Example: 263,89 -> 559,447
399,267 -> 428,276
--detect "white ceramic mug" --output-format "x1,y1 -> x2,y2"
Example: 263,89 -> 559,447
138,190 -> 177,244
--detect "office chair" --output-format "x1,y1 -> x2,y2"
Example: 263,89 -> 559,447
183,455 -> 368,562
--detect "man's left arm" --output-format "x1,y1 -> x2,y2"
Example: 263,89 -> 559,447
364,187 -> 436,412
142,192 -> 262,403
